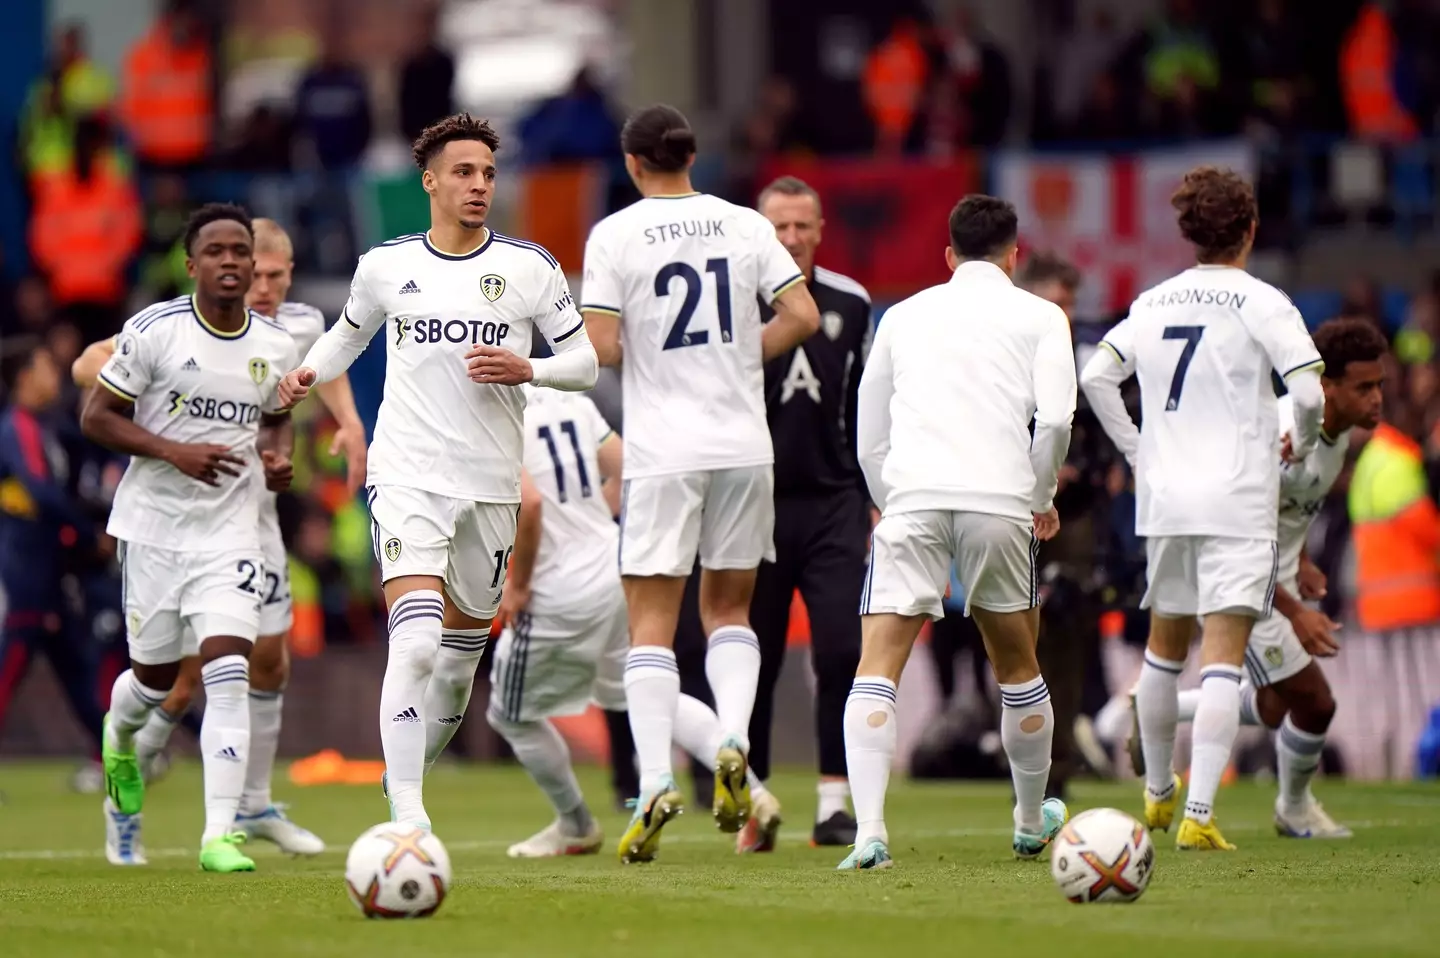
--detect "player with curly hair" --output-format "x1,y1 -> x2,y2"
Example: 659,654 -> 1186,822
277,113 -> 598,831
1079,166 -> 1326,851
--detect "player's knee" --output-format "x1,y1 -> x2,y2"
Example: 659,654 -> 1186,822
248,637 -> 288,691
1287,682 -> 1336,732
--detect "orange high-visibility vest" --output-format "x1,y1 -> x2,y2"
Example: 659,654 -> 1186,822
120,23 -> 212,164
1340,4 -> 1418,141
862,28 -> 928,147
29,165 -> 142,305
1349,424 -> 1440,631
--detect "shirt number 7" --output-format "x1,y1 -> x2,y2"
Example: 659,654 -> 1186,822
1162,325 -> 1205,411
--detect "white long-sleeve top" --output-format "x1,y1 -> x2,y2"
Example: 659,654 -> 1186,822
1078,264 -> 1323,539
857,260 -> 1077,520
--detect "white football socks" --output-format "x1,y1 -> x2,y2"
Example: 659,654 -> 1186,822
1177,682 -> 1261,726
816,780 -> 851,823
1277,714 -> 1327,815
705,625 -> 761,752
133,705 -> 181,769
999,676 -> 1054,834
239,689 -> 282,815
1136,650 -> 1184,798
624,646 -> 680,796
488,713 -> 594,835
106,671 -> 168,751
672,692 -> 767,797
1185,663 -> 1244,825
200,656 -> 251,843
844,676 -> 897,847
423,629 -> 489,771
380,591 -> 443,826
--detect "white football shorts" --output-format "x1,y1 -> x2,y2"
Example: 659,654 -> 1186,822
368,485 -> 518,620
1142,535 -> 1279,619
487,586 -> 629,724
119,542 -> 264,665
618,466 -> 776,578
1245,582 -> 1313,687
257,498 -> 293,636
862,510 -> 1038,620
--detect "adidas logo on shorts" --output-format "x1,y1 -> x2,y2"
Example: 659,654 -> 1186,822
437,714 -> 463,726
392,706 -> 421,723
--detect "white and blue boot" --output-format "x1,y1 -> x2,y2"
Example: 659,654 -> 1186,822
837,838 -> 894,870
1013,797 -> 1069,859
235,804 -> 326,856
104,798 -> 147,866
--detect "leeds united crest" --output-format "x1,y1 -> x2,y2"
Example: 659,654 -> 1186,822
481,274 -> 506,302
248,357 -> 269,385
822,311 -> 844,341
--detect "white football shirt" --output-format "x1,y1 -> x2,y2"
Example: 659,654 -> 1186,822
856,261 -> 1077,521
520,386 -> 619,614
309,231 -> 586,503
580,193 -> 804,478
1275,395 -> 1349,587
99,295 -> 298,551
1098,266 -> 1322,539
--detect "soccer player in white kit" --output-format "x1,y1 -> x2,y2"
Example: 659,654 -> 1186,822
1080,167 -> 1325,851
580,104 -> 820,863
69,219 -> 369,855
81,204 -> 300,872
1164,317 -> 1386,838
277,114 -> 598,830
844,195 -> 1077,870
490,386 -> 778,858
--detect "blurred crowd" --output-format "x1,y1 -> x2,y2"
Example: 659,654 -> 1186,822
6,0 -> 1440,770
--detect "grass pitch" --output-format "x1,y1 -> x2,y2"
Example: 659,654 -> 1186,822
1,761 -> 1437,957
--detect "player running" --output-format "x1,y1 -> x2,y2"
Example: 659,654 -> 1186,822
277,113 -> 598,830
580,103 -> 820,863
489,386 -> 766,857
1155,318 -> 1385,838
1080,167 -> 1325,851
845,195 -> 1076,870
82,203 -> 300,872
70,218 -> 369,856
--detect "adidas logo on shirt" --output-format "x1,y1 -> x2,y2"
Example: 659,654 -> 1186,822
182,357 -> 200,371
392,706 -> 421,723
399,280 -> 421,294
213,746 -> 241,762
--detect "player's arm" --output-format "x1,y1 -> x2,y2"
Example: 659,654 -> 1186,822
761,278 -> 821,363
72,336 -> 118,389
496,469 -> 544,629
529,266 -> 599,391
81,328 -> 245,486
755,221 -> 821,361
1079,318 -> 1140,465
596,430 -> 623,517
1273,581 -> 1341,656
312,372 -> 368,494
280,264 -> 387,408
1246,303 -> 1324,460
579,227 -> 624,367
1031,306 -> 1078,517
855,317 -> 896,511
257,412 -> 295,493
582,311 -> 622,366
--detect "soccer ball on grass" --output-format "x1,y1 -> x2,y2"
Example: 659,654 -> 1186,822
345,823 -> 452,918
1050,807 -> 1154,903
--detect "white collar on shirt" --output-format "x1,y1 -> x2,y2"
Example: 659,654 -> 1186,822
948,260 -> 1013,285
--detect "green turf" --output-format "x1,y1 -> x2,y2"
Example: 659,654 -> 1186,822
1,761 -> 1438,957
